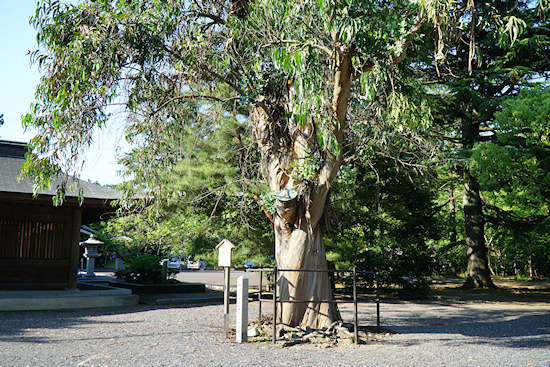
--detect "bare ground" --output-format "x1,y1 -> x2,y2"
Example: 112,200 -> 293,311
429,277 -> 550,306
0,277 -> 548,366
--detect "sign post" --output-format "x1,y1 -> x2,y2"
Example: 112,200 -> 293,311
216,239 -> 235,338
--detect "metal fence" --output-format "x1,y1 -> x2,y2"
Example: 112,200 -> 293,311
253,267 -> 380,345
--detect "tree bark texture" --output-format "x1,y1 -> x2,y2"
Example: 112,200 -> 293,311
461,116 -> 496,288
461,117 -> 496,288
274,213 -> 338,328
462,167 -> 496,288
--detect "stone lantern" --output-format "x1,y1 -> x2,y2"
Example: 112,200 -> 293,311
80,234 -> 104,277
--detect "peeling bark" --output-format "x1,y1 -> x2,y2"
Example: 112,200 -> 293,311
251,102 -> 340,328
275,213 -> 338,328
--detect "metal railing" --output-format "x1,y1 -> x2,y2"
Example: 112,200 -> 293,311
253,267 -> 380,345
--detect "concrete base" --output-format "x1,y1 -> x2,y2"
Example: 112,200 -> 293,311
109,281 -> 205,294
0,287 -> 139,312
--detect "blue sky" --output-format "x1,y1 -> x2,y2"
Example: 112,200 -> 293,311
0,1 -> 124,185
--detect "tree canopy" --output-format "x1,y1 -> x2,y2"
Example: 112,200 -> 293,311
22,0 -> 439,194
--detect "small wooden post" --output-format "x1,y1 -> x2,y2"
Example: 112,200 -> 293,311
161,261 -> 168,284
258,265 -> 263,320
224,266 -> 230,338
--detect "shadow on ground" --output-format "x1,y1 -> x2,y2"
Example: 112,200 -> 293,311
346,278 -> 550,350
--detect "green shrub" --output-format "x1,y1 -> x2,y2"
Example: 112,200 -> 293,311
397,278 -> 431,300
116,254 -> 163,284
513,272 -> 531,282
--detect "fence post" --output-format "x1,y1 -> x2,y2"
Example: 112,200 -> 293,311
272,266 -> 278,344
353,267 -> 358,345
259,265 -> 263,320
376,271 -> 380,333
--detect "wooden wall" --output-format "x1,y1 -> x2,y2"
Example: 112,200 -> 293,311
0,203 -> 81,290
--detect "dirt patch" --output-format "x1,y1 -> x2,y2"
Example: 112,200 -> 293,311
242,317 -> 395,348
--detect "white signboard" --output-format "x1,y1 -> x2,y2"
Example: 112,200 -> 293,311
216,239 -> 235,267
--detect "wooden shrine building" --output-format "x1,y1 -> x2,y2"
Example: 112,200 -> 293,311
0,140 -> 121,290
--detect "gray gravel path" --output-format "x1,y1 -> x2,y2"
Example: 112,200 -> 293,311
1,296 -> 549,367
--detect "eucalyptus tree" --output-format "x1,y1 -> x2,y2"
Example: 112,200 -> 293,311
23,0 -> 451,327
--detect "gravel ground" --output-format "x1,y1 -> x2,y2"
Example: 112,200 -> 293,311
0,289 -> 549,367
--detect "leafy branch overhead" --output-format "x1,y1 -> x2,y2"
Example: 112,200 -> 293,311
21,0 -> 439,203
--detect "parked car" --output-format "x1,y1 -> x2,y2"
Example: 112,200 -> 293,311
244,259 -> 257,269
160,257 -> 181,271
187,257 -> 207,270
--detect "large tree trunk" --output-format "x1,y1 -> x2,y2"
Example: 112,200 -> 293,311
461,115 -> 496,289
250,50 -> 355,328
462,169 -> 495,288
274,204 -> 339,328
251,102 -> 341,328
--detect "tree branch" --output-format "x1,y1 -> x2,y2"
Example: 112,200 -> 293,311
392,16 -> 428,64
485,203 -> 550,227
253,193 -> 274,226
162,44 -> 246,96
350,15 -> 426,80
261,40 -> 333,57
194,12 -> 225,25
150,94 -> 239,116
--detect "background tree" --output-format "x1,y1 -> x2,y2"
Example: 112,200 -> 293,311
480,86 -> 550,278
418,0 -> 550,287
323,97 -> 443,297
